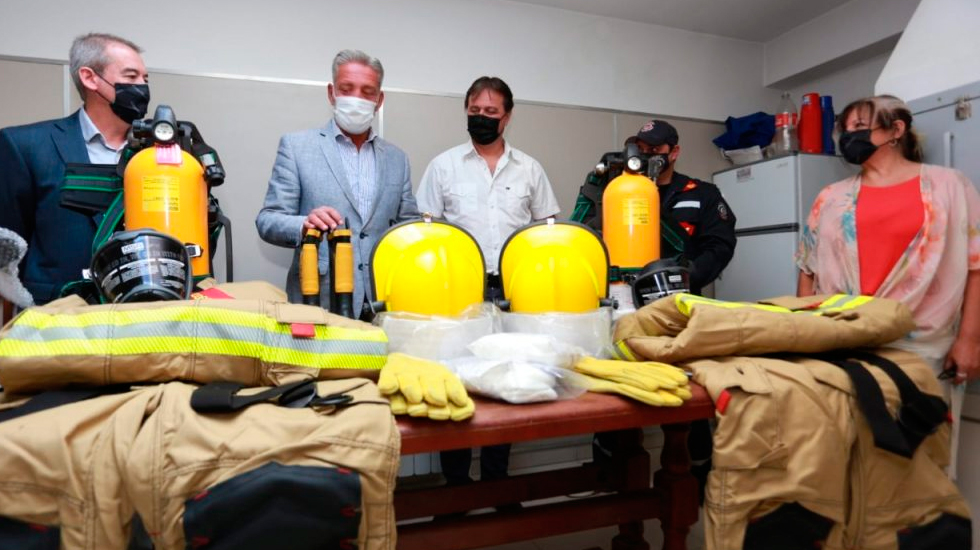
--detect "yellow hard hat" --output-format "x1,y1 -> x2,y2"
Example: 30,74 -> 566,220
499,220 -> 610,313
371,216 -> 485,316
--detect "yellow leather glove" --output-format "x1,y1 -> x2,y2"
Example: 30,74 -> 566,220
388,392 -> 476,421
573,357 -> 691,407
379,353 -> 474,420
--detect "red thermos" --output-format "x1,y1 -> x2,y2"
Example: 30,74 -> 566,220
799,92 -> 822,153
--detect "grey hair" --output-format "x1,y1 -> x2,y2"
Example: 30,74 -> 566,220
331,49 -> 384,86
69,33 -> 142,98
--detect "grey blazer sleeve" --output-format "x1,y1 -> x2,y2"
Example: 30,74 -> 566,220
255,134 -> 307,248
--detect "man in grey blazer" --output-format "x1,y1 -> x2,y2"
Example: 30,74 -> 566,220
256,49 -> 418,316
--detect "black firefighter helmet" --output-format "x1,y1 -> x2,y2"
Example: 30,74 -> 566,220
630,257 -> 692,308
89,228 -> 193,303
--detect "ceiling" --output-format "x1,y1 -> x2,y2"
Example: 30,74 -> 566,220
502,0 -> 854,42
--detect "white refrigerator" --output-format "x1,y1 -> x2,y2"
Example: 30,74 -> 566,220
909,82 -> 980,530
711,153 -> 857,302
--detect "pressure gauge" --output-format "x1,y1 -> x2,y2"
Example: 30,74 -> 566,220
626,156 -> 643,172
153,121 -> 176,143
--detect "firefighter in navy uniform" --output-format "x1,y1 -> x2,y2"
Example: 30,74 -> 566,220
574,119 -> 736,503
572,118 -> 736,294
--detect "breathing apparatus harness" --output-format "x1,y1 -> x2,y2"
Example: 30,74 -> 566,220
59,105 -> 232,303
571,142 -> 689,260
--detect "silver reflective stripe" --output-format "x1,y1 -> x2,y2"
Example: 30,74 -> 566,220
4,322 -> 386,357
673,200 -> 700,209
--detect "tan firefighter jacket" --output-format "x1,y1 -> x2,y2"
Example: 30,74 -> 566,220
0,281 -> 400,549
0,292 -> 387,394
614,293 -> 971,550
0,378 -> 400,550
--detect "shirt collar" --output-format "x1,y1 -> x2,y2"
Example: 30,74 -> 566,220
464,139 -> 517,162
78,108 -> 123,151
328,118 -> 376,144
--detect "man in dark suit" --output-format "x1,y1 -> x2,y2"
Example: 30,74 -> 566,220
256,49 -> 418,315
0,33 -> 149,304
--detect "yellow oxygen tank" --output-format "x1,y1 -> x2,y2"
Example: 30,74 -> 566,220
124,145 -> 209,276
602,171 -> 660,270
328,228 -> 355,318
299,228 -> 323,306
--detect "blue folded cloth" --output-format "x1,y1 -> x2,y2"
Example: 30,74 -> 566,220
712,112 -> 776,150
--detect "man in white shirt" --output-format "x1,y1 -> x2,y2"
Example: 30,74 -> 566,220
416,76 -> 560,498
417,76 -> 560,284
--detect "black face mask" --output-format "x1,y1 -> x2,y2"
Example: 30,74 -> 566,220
838,129 -> 879,165
95,73 -> 150,124
467,114 -> 501,145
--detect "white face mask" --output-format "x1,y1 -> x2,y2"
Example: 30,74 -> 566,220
333,95 -> 377,135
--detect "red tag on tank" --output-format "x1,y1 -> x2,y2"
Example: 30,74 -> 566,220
291,323 -> 316,338
155,143 -> 183,165
716,389 -> 732,415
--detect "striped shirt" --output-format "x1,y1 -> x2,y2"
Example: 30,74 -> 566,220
329,119 -> 377,220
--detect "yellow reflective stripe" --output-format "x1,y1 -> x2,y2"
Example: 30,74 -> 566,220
816,294 -> 848,309
675,293 -> 876,317
15,307 -> 276,330
675,293 -> 790,316
817,294 -> 872,312
613,340 -> 638,361
13,307 -> 386,342
797,294 -> 875,316
0,337 -> 384,370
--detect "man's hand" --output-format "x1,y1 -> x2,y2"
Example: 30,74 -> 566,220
304,206 -> 344,231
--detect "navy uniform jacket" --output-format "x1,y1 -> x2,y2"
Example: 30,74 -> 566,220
658,171 -> 737,293
0,111 -> 96,304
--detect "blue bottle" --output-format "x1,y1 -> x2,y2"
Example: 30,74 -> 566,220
820,96 -> 835,155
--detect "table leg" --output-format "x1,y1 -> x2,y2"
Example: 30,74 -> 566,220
655,422 -> 698,550
612,520 -> 650,550
610,428 -> 651,550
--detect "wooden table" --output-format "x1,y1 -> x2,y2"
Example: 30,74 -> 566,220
395,385 -> 714,550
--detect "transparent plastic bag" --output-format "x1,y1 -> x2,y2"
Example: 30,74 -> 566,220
374,303 -> 500,361
446,356 -> 588,404
499,307 -> 613,358
467,332 -> 584,368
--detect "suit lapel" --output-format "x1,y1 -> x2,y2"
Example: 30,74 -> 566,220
52,111 -> 90,164
318,124 -> 359,222
53,111 -> 100,229
363,138 -> 388,226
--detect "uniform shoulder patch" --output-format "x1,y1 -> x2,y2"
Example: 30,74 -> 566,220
717,202 -> 730,221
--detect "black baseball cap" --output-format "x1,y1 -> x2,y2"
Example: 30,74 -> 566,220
633,119 -> 679,148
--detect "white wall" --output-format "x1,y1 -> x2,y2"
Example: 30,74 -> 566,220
786,51 -> 892,114
876,0 -> 980,101
0,0 -> 778,122
764,0 -> 919,88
